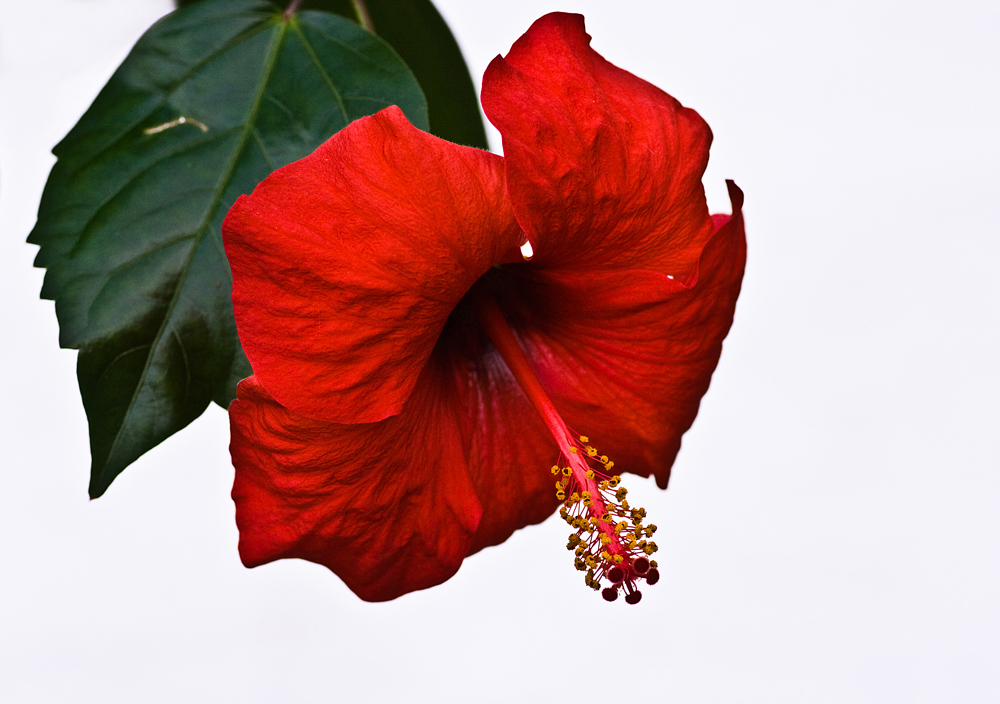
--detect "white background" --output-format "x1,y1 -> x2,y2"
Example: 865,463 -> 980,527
1,0 -> 998,701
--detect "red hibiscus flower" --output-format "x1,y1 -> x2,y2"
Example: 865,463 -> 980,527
222,12 -> 746,603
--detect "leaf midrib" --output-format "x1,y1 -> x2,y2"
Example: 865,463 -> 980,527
97,17 -> 292,485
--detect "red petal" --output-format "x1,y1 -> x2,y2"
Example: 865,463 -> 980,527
230,343 -> 562,599
481,13 -> 714,274
496,182 -> 747,488
222,106 -> 522,424
230,373 -> 484,602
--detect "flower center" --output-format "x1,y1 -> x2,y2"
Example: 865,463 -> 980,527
474,292 -> 660,603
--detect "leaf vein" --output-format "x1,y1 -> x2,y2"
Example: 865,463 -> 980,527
172,329 -> 192,403
68,128 -> 240,258
290,22 -> 349,124
85,234 -> 198,319
96,344 -> 153,385
252,129 -> 276,171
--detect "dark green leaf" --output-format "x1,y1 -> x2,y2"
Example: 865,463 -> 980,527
29,0 -> 428,497
363,0 -> 488,149
177,0 -> 489,149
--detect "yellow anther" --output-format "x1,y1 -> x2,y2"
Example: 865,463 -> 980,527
556,490 -> 566,500
650,560 -> 658,569
615,521 -> 627,534
643,543 -> 657,555
598,481 -> 609,490
600,534 -> 611,546
613,554 -> 624,565
647,524 -> 658,535
621,499 -> 630,510
569,492 -> 580,503
551,465 -> 560,475
585,469 -> 595,479
600,455 -> 608,463
559,507 -> 568,519
583,497 -> 593,507
605,461 -> 615,470
616,487 -> 628,500
601,512 -> 611,523
600,550 -> 612,562
579,435 -> 589,443
569,447 -> 577,454
587,447 -> 598,457
555,480 -> 565,490
561,466 -> 572,477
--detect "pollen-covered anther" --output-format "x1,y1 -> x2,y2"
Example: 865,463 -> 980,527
551,433 -> 662,603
